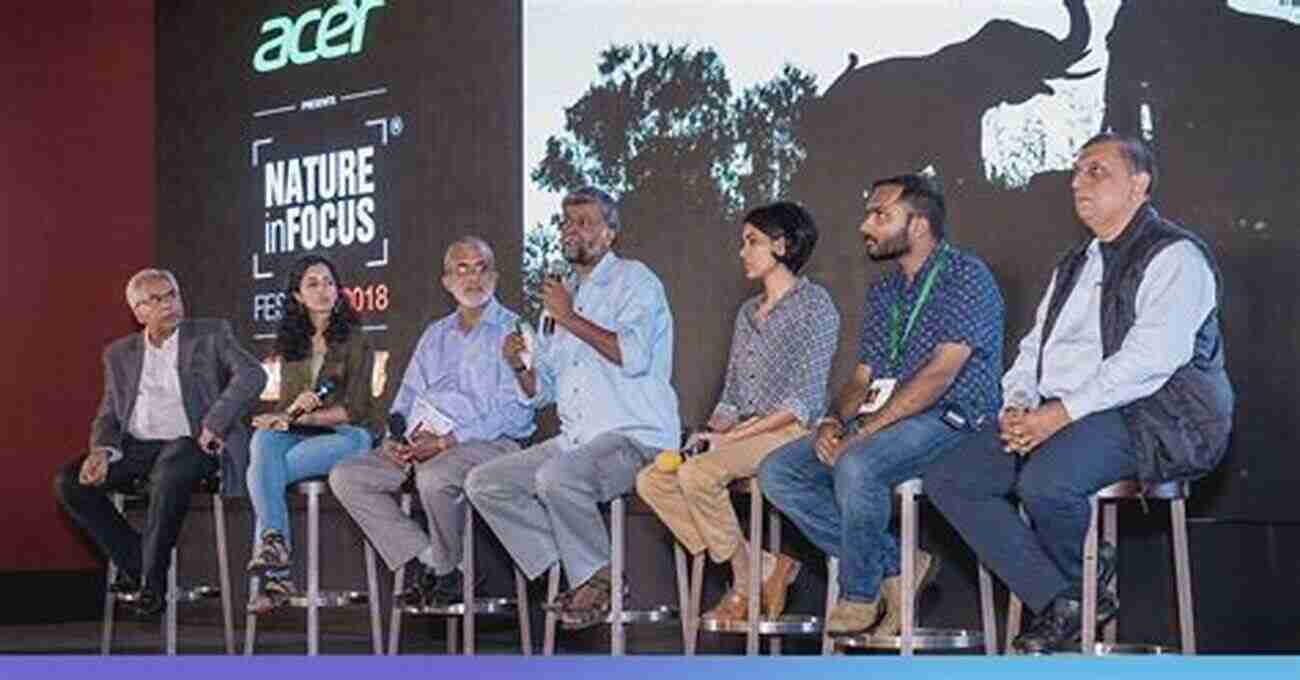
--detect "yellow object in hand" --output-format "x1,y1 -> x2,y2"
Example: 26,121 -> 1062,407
655,449 -> 685,473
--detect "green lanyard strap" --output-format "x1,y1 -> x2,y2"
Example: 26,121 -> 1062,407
886,244 -> 949,374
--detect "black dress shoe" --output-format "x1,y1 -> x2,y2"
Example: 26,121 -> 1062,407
428,569 -> 486,608
1012,591 -> 1119,654
397,560 -> 439,608
109,572 -> 141,595
129,588 -> 165,619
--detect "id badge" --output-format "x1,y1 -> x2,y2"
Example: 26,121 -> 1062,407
859,378 -> 897,415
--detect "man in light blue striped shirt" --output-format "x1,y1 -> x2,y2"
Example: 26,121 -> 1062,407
331,236 -> 535,609
467,187 -> 681,630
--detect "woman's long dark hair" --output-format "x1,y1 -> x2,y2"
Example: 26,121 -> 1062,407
274,255 -> 360,362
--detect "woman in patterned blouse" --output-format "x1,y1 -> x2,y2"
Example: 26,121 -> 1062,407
637,201 -> 840,622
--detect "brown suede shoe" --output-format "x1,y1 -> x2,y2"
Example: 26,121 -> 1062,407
701,588 -> 754,623
825,598 -> 883,634
872,549 -> 940,636
761,553 -> 802,618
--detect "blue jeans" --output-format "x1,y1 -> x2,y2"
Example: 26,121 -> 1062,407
758,410 -> 966,601
247,425 -> 372,553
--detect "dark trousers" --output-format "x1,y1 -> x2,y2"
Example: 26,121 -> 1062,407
924,410 -> 1137,613
54,437 -> 218,591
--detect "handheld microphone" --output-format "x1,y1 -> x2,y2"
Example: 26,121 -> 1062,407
541,263 -> 570,335
388,412 -> 409,445
288,378 -> 336,418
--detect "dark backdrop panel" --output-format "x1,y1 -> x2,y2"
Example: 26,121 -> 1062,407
612,2 -> 1299,522
157,1 -> 523,409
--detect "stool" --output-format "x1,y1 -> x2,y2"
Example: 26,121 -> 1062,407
679,477 -> 820,655
243,478 -> 384,655
542,495 -> 677,656
828,478 -> 996,656
1005,479 -> 1194,655
101,476 -> 235,655
388,493 -> 533,655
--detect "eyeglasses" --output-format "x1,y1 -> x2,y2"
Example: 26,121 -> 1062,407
135,288 -> 178,308
450,262 -> 494,278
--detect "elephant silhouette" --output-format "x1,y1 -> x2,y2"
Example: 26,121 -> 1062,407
791,0 -> 1097,234
1102,0 -> 1299,232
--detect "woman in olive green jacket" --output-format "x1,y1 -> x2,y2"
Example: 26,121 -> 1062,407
245,255 -> 381,613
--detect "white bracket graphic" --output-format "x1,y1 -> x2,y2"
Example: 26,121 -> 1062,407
366,238 -> 390,268
251,138 -> 274,167
362,324 -> 388,333
365,117 -> 390,145
342,87 -> 388,102
253,254 -> 274,280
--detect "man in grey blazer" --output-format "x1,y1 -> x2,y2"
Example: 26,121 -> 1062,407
54,268 -> 265,617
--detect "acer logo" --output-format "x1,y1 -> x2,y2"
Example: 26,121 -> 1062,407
253,0 -> 385,74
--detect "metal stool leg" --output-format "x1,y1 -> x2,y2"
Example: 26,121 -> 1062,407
100,493 -> 126,655
1171,498 -> 1196,654
767,503 -> 783,656
1006,592 -> 1022,653
243,575 -> 259,654
462,510 -> 476,655
388,493 -> 412,655
977,563 -> 997,655
822,557 -> 839,655
673,543 -> 695,655
746,479 -> 761,656
165,548 -> 178,655
307,484 -> 320,656
542,563 -> 560,655
446,616 -> 458,653
515,567 -> 533,655
610,496 -> 626,656
690,553 -> 704,647
1103,502 -> 1119,644
211,495 -> 234,654
365,540 -> 382,654
899,482 -> 917,656
1081,495 -> 1101,654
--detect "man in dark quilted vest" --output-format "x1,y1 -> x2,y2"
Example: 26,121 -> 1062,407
926,133 -> 1233,654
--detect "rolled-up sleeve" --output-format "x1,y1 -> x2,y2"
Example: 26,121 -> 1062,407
612,269 -> 669,378
776,297 -> 840,427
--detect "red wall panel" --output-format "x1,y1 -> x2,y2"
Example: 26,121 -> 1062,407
0,3 -> 155,571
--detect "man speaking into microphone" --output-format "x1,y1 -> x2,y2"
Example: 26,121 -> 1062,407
331,237 -> 535,609
467,186 -> 680,631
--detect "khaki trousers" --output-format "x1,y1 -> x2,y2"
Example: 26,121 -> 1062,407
636,422 -> 807,562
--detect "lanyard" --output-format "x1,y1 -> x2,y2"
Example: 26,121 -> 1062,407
887,244 -> 949,373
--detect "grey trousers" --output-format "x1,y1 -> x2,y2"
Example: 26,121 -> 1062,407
465,432 -> 654,587
329,439 -> 519,574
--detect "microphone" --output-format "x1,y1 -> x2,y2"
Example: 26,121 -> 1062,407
288,378 -> 336,418
654,431 -> 712,473
540,262 -> 570,335
388,412 -> 409,445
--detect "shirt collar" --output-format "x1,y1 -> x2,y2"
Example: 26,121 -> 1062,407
579,251 -> 620,287
449,296 -> 507,334
144,328 -> 180,356
897,240 -> 949,291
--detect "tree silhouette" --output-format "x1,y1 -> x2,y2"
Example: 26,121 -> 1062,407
733,64 -> 818,209
526,42 -> 818,303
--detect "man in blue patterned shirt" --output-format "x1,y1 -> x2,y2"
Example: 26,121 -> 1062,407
759,173 -> 1004,634
467,187 -> 681,630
